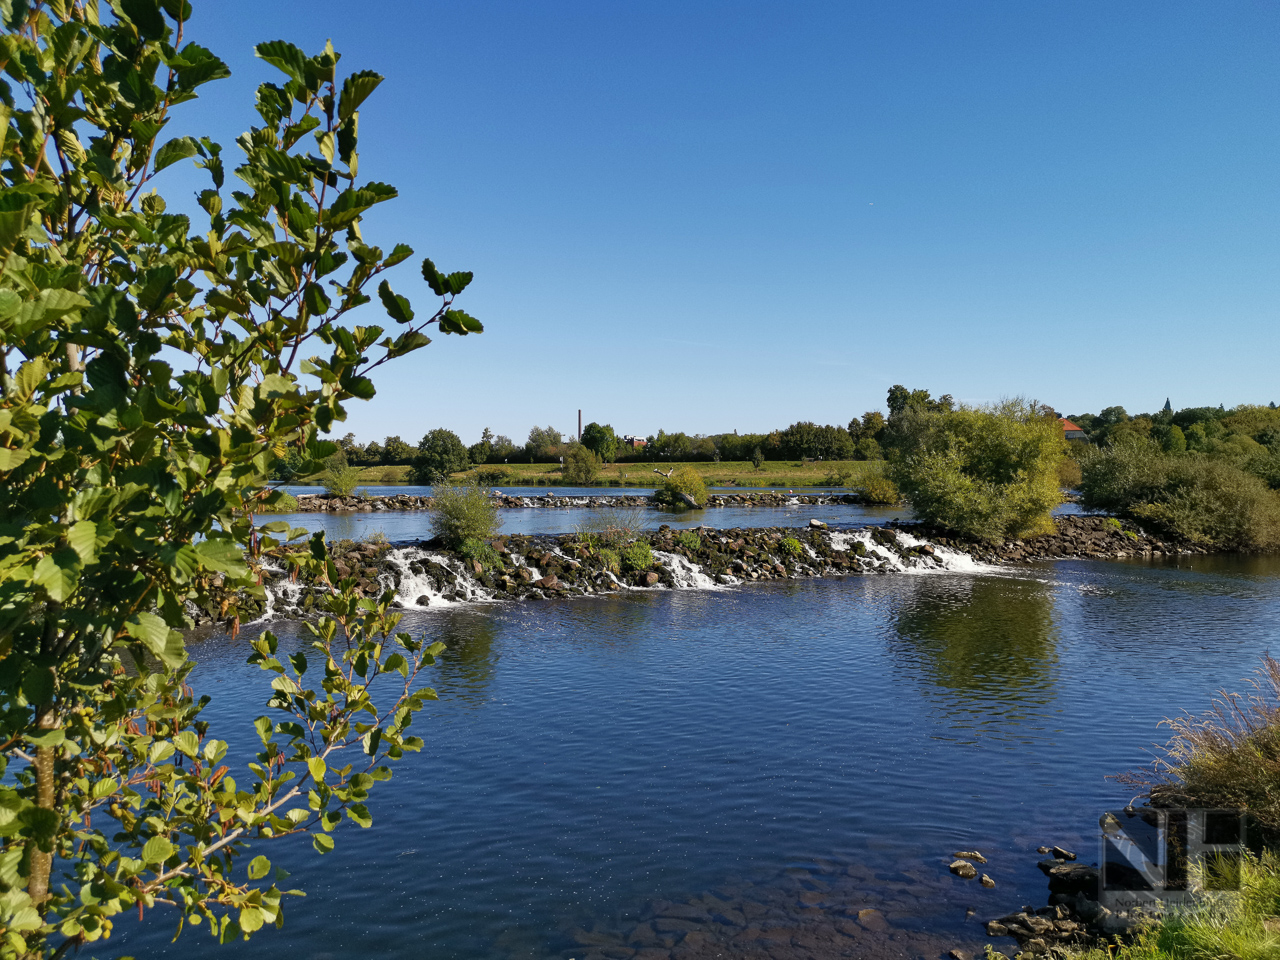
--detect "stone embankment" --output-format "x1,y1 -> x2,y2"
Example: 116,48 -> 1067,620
908,513 -> 1210,564
289,490 -> 866,512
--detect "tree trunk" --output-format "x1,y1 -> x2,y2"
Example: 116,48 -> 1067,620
27,707 -> 56,907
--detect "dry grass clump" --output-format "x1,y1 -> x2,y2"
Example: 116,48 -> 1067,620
1123,655 -> 1280,834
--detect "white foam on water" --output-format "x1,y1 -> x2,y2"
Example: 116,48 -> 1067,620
378,547 -> 496,608
652,550 -> 726,590
826,528 -> 997,575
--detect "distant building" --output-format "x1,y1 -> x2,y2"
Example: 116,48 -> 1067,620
1059,418 -> 1087,441
1163,398 -> 1172,414
622,435 -> 647,449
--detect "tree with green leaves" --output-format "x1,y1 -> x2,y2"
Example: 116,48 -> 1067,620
579,422 -> 617,463
0,2 -> 480,955
887,400 -> 1065,543
409,428 -> 469,483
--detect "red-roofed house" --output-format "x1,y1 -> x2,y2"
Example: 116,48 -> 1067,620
1060,418 -> 1087,441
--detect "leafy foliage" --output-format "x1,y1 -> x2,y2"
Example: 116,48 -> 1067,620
562,444 -> 601,484
655,466 -> 708,509
409,429 -> 470,483
579,422 -> 618,462
1079,441 -> 1280,550
620,540 -> 654,573
321,457 -> 363,497
887,400 -> 1065,543
0,6 -> 479,955
428,483 -> 500,548
457,537 -> 502,571
676,530 -> 701,550
853,475 -> 901,504
778,536 -> 803,558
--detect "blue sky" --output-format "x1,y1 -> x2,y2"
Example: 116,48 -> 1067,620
163,1 -> 1280,447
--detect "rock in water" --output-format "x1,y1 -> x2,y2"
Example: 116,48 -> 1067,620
981,874 -> 996,888
949,859 -> 978,879
809,518 -> 827,528
954,850 -> 988,863
1052,845 -> 1077,861
678,492 -> 699,509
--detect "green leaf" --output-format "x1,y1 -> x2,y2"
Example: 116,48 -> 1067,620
24,729 -> 65,749
239,906 -> 264,933
67,520 -> 98,564
439,309 -> 483,335
33,548 -> 81,602
338,70 -> 383,122
377,280 -> 413,323
141,836 -> 175,864
255,40 -> 308,82
173,731 -> 200,757
253,716 -> 272,745
193,538 -> 250,577
312,833 -> 334,854
119,0 -> 166,40
247,855 -> 271,880
0,448 -> 32,471
153,136 -> 198,173
307,756 -> 326,782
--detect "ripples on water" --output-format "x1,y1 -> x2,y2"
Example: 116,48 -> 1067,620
109,554 -> 1280,959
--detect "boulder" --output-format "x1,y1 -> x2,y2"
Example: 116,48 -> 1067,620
950,860 -> 978,879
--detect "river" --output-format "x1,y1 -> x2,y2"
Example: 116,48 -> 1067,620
103,514 -> 1280,960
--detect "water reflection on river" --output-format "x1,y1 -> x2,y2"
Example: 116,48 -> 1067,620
109,553 -> 1280,960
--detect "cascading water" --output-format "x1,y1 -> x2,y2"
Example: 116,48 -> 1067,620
377,547 -> 495,608
252,527 -> 994,619
652,551 -> 726,590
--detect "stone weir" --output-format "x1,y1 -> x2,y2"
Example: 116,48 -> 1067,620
290,490 -> 865,512
226,523 -> 982,623
201,514 -> 1188,626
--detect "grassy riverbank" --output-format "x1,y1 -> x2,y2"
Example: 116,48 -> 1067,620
301,460 -> 887,488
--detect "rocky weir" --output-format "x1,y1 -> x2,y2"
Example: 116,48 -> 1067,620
203,514 -> 1190,626
289,490 -> 866,512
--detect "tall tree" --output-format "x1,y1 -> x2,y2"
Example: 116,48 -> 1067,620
0,5 -> 480,954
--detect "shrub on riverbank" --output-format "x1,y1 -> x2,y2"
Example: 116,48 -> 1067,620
853,474 -> 901,504
887,400 -> 1065,543
1080,441 -> 1280,550
1126,655 -> 1280,836
322,458 -> 364,497
656,466 -> 709,508
257,492 -> 300,514
430,483 -> 501,548
564,444 -> 603,484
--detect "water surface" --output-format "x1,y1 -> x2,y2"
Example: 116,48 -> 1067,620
106,552 -> 1280,959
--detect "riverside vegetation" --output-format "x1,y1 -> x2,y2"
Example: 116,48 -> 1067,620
0,5 -> 482,957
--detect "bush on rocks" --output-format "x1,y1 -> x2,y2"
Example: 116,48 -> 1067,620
779,536 -> 803,557
621,541 -> 654,572
429,482 -> 501,548
656,466 -> 708,509
853,475 -> 901,505
888,399 -> 1065,544
459,537 -> 503,570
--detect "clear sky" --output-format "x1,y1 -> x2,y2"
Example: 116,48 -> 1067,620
161,1 -> 1280,447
